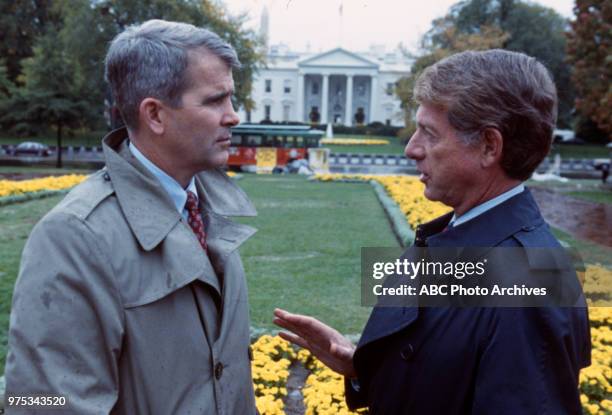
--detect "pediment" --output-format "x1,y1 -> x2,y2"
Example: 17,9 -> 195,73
299,48 -> 378,69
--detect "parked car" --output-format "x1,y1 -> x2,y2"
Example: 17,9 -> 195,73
13,142 -> 52,156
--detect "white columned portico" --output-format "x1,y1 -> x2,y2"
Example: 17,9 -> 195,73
369,75 -> 378,124
297,73 -> 305,122
345,74 -> 353,126
321,74 -> 329,124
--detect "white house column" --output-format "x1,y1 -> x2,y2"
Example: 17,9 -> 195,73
296,73 -> 305,122
369,75 -> 378,124
345,74 -> 353,126
321,74 -> 329,124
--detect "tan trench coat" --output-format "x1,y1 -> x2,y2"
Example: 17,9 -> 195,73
5,129 -> 258,414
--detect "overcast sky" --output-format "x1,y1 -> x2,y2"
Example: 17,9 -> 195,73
220,0 -> 575,53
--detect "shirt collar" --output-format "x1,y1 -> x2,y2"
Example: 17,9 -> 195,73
450,183 -> 525,228
128,141 -> 197,217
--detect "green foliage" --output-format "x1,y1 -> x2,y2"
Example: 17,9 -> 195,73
0,0 -> 55,84
0,0 -> 263,133
566,0 -> 612,141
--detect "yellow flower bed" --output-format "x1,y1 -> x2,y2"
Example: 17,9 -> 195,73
251,335 -> 293,415
0,174 -> 88,197
581,306 -> 612,414
320,138 -> 390,146
299,350 -> 366,415
314,172 -> 612,414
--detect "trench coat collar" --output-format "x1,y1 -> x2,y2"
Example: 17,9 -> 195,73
102,127 -> 257,251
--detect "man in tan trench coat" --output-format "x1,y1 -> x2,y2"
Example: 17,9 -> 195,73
5,20 -> 258,414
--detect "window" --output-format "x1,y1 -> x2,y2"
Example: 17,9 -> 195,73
283,105 -> 291,121
284,80 -> 291,94
264,105 -> 271,120
312,82 -> 319,95
265,80 -> 272,93
386,82 -> 394,96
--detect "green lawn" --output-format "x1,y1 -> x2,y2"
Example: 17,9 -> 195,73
551,227 -> 612,267
567,190 -> 612,205
236,175 -> 398,333
0,174 -> 398,374
550,144 -> 610,159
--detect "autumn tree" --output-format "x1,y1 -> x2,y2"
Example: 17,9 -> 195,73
397,0 -> 575,137
566,0 -> 612,141
396,25 -> 509,138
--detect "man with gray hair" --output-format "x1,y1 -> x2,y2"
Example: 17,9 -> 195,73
274,49 -> 591,413
6,20 -> 258,414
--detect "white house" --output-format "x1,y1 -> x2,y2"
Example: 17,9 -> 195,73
238,45 -> 412,127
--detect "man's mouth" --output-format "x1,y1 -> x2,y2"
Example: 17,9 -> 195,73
416,165 -> 429,182
216,136 -> 231,144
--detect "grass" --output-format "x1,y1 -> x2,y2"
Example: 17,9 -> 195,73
566,190 -> 612,205
550,144 -> 610,159
0,174 -> 398,374
527,178 -> 612,204
236,175 -> 398,333
551,226 -> 612,267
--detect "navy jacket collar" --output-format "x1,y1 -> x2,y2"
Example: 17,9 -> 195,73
423,188 -> 544,248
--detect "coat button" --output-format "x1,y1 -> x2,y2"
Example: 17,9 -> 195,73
103,172 -> 110,181
214,362 -> 224,380
400,344 -> 414,361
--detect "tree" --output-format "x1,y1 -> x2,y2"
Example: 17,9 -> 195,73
1,0 -> 263,135
0,0 -> 54,84
396,25 -> 508,138
399,0 -> 575,132
72,0 -> 263,126
1,10 -> 88,168
566,0 -> 612,141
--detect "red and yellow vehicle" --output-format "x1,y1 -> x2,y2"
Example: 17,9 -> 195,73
228,124 -> 324,169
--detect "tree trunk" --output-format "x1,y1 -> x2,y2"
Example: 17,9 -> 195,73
56,122 -> 63,169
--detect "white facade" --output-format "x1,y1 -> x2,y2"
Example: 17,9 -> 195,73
238,46 -> 411,127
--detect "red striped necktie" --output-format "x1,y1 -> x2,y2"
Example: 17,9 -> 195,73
185,191 -> 207,251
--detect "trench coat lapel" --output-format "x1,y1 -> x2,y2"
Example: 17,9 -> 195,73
101,128 -> 257,304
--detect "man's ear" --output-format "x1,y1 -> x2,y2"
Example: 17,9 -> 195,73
480,127 -> 503,168
139,98 -> 165,135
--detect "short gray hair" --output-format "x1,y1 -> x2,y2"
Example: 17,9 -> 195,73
105,19 -> 241,130
414,49 -> 557,181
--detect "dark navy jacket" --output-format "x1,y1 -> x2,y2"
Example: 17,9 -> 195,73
346,189 -> 591,414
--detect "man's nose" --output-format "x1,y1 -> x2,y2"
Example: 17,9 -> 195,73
404,134 -> 423,160
222,105 -> 240,127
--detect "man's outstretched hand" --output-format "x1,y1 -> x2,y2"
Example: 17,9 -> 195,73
273,308 -> 357,378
